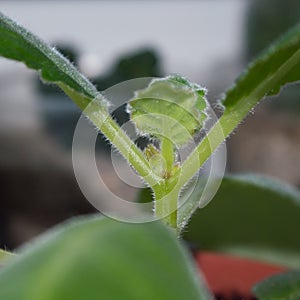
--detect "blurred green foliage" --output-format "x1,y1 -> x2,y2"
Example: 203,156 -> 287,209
183,174 -> 300,268
93,48 -> 162,91
0,216 -> 210,300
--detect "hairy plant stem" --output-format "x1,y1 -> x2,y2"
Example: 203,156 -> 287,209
160,136 -> 174,177
61,85 -> 162,188
64,45 -> 300,232
89,111 -> 162,188
153,179 -> 181,230
63,84 -> 185,231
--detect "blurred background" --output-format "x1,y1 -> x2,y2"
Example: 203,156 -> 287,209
0,0 -> 299,249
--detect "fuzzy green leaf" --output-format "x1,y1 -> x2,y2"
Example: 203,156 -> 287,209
224,24 -> 300,108
220,23 -> 300,134
128,75 -> 207,147
0,216 -> 211,300
0,12 -> 100,110
253,271 -> 300,300
180,25 -> 300,188
0,12 -> 160,187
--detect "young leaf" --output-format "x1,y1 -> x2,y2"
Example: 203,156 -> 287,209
183,174 -> 300,268
128,75 -> 207,147
0,216 -> 211,300
253,271 -> 300,300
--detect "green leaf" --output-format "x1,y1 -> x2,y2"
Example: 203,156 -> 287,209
0,216 -> 211,300
128,75 -> 207,147
0,12 -> 159,187
180,24 -> 300,191
253,271 -> 300,300
183,174 -> 300,268
220,23 -> 300,133
0,12 -> 100,110
223,24 -> 300,108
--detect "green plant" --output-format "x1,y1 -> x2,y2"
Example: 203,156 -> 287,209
0,11 -> 300,299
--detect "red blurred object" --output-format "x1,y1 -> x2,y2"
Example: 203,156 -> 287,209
196,251 -> 288,299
